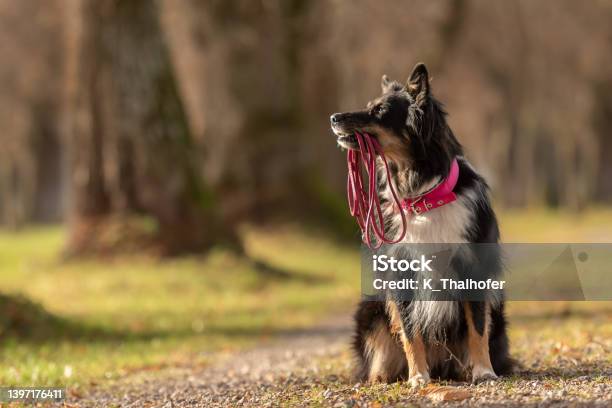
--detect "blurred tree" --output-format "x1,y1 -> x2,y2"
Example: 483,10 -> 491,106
593,79 -> 612,202
160,0 -> 350,226
64,0 -> 238,255
0,0 -> 65,228
2,0 -> 612,234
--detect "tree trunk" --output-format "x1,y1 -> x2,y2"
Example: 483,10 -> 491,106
64,0 -> 237,256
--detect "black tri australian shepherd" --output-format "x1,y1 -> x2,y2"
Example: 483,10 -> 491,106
330,63 -> 514,386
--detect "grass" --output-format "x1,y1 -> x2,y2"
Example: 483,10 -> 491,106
499,206 -> 612,242
0,207 -> 611,394
0,224 -> 360,387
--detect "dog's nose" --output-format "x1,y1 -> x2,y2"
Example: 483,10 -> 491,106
330,113 -> 341,124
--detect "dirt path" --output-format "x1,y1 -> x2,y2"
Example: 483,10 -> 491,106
66,314 -> 611,407
67,316 -> 354,407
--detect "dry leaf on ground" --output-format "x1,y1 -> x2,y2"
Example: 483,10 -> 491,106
419,385 -> 471,402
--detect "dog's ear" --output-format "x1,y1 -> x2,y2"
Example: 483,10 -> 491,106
406,63 -> 430,104
381,74 -> 392,93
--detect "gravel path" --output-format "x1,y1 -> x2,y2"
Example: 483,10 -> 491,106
66,316 -> 354,407
64,314 -> 611,407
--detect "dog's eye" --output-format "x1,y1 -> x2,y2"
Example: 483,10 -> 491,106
371,105 -> 384,116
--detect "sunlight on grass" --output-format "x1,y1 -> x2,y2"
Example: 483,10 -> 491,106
499,207 -> 612,242
0,208 -> 610,388
0,224 -> 359,387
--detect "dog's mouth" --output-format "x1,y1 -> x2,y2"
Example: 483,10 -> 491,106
336,133 -> 358,149
333,126 -> 363,150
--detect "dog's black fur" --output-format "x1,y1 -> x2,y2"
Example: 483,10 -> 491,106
331,63 -> 514,384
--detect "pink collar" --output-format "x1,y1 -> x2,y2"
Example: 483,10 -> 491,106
400,158 -> 459,215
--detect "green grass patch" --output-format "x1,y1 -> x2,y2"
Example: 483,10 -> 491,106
499,206 -> 612,242
0,224 -> 360,387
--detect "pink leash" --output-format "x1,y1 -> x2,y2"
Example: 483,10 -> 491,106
346,131 -> 459,249
347,132 -> 407,248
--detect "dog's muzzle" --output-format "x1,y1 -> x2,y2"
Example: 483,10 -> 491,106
331,113 -> 360,148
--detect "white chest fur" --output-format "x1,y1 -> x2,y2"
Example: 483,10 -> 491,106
378,169 -> 484,338
381,184 -> 477,245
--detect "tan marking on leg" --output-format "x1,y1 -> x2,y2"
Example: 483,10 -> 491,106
387,301 -> 430,386
464,302 -> 497,383
386,300 -> 403,336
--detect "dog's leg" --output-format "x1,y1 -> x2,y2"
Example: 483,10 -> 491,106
387,301 -> 430,387
402,331 -> 430,387
354,301 -> 406,383
464,301 -> 498,383
365,320 -> 406,383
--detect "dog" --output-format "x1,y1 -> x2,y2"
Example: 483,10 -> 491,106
330,63 -> 514,386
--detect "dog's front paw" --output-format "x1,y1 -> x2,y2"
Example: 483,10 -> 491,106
408,373 -> 430,387
471,366 -> 498,384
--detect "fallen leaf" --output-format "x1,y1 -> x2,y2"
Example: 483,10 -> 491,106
420,386 -> 471,402
68,388 -> 83,399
